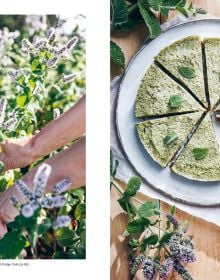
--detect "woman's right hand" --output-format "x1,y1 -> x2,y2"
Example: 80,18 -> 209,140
0,136 -> 35,171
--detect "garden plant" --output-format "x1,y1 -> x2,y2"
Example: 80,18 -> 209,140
0,15 -> 86,259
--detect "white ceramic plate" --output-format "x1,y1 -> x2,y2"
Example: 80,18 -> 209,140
116,19 -> 220,206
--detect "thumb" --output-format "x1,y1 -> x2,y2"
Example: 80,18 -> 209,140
0,219 -> 7,239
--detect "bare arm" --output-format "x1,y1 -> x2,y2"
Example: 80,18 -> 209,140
0,136 -> 85,224
0,95 -> 85,170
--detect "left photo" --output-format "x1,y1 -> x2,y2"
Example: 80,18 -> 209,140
0,15 -> 86,259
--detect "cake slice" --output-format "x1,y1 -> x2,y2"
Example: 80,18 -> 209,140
172,114 -> 220,181
204,38 -> 220,109
155,36 -> 207,107
136,112 -> 202,167
135,64 -> 203,117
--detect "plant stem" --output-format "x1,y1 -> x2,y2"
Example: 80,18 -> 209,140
128,3 -> 138,15
111,181 -> 123,195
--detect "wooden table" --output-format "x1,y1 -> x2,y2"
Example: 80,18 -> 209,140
111,1 -> 220,279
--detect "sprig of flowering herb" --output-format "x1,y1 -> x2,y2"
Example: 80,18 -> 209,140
53,108 -> 60,119
13,163 -> 71,221
61,73 -> 76,84
111,155 -> 196,280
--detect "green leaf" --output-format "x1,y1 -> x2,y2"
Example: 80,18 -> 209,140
110,41 -> 125,69
159,231 -> 172,247
176,6 -> 188,17
37,218 -> 51,235
126,218 -> 150,233
56,228 -> 79,247
178,66 -> 195,79
143,234 -> 159,245
147,0 -> 160,11
163,132 -> 178,145
118,197 -> 138,215
192,147 -> 209,160
138,0 -> 161,38
16,94 -> 28,107
75,203 -> 86,220
170,205 -> 176,215
128,239 -> 140,248
52,251 -> 70,259
0,231 -> 26,259
0,161 -> 4,174
168,95 -> 182,108
124,176 -> 141,198
139,201 -> 159,217
110,0 -> 129,27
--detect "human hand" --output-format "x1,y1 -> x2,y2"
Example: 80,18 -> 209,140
0,136 -> 35,171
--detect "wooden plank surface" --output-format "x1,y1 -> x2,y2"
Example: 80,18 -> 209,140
110,1 -> 220,279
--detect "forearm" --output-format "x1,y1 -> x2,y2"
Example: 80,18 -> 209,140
31,95 -> 85,161
27,136 -> 86,192
0,137 -> 85,223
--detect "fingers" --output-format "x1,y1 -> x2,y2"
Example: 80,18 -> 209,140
0,219 -> 7,239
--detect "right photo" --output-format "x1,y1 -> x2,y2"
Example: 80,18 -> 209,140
110,1 -> 220,279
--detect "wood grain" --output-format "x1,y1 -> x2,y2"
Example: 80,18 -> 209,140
110,1 -> 220,279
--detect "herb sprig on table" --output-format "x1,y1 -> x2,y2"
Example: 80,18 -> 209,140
110,0 -> 207,69
110,152 -> 196,280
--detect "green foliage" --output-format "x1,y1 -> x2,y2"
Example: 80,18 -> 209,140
110,0 -> 204,68
110,41 -> 125,69
192,147 -> 209,160
0,15 -> 86,260
178,66 -> 196,79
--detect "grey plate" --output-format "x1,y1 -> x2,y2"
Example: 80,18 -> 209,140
116,19 -> 220,206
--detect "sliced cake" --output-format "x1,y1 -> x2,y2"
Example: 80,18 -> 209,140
136,112 -> 202,167
172,114 -> 220,181
204,38 -> 220,109
135,64 -> 203,117
155,36 -> 207,107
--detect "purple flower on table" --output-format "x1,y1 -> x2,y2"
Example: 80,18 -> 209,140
174,261 -> 194,280
166,214 -> 179,228
159,258 -> 174,279
130,254 -> 145,277
142,258 -> 155,280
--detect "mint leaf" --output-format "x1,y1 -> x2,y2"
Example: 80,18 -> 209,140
139,201 -> 159,217
118,197 -> 138,215
124,176 -> 141,198
138,0 -> 161,38
178,66 -> 196,79
176,6 -> 188,17
143,234 -> 159,245
110,41 -> 125,69
170,205 -> 176,215
163,132 -> 178,145
159,231 -> 172,247
110,0 -> 129,27
126,218 -> 150,233
168,95 -> 182,108
192,148 -> 209,160
0,231 -> 26,259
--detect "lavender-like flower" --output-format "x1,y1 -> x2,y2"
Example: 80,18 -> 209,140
35,38 -> 48,49
14,163 -> 71,218
52,179 -> 71,194
57,46 -> 67,56
21,203 -> 34,218
61,73 -> 76,84
166,215 -> 179,228
53,215 -> 71,230
16,180 -> 33,201
0,97 -> 6,126
159,258 -> 174,279
168,232 -> 196,263
8,69 -> 19,79
173,261 -> 194,280
66,36 -> 78,50
47,56 -> 58,67
53,108 -> 60,119
48,27 -> 56,44
33,163 -> 52,198
22,38 -> 33,50
130,254 -> 145,277
3,117 -> 17,131
142,258 -> 155,280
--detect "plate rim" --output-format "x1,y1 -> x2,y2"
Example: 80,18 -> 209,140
115,18 -> 220,207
